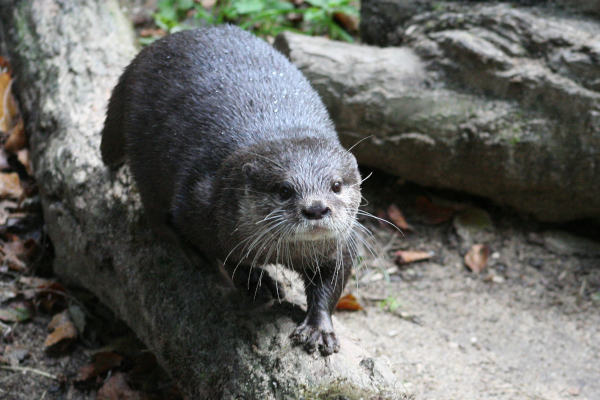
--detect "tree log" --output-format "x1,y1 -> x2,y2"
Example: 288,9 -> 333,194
275,8 -> 600,221
360,1 -> 600,46
0,1 -> 401,398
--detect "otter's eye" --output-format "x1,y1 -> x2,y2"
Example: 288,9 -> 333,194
279,183 -> 294,200
331,181 -> 342,193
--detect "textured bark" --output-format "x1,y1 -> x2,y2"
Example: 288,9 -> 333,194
276,3 -> 600,222
0,1 -> 401,398
361,1 -> 600,46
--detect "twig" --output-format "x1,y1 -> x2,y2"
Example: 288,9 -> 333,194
0,365 -> 58,380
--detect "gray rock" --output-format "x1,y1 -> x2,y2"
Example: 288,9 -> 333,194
275,4 -> 600,221
453,208 -> 495,246
542,231 -> 600,257
0,1 -> 403,398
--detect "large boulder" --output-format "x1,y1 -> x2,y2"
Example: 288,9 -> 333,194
0,1 -> 402,398
276,2 -> 600,222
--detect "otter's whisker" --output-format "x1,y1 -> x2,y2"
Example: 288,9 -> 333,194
356,210 -> 405,238
346,135 -> 374,152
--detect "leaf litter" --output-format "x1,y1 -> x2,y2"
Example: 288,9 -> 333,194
465,244 -> 490,273
336,293 -> 364,311
0,43 -> 181,400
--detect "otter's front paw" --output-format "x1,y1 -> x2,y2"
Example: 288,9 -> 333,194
290,323 -> 340,356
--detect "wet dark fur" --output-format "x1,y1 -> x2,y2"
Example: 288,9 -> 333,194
101,25 -> 362,355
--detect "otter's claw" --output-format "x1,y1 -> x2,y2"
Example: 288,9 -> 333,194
290,324 -> 340,356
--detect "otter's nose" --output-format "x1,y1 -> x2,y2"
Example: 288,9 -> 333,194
302,203 -> 331,220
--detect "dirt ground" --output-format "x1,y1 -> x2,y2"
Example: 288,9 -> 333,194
1,171 -> 598,399
339,174 -> 600,400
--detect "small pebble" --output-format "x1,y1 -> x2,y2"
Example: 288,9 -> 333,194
528,258 -> 544,270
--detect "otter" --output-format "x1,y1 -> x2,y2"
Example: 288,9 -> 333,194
100,25 -> 362,356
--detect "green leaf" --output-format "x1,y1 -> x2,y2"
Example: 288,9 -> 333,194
157,0 -> 178,21
305,0 -> 327,8
302,7 -> 326,22
177,0 -> 195,10
0,304 -> 31,322
233,0 -> 266,15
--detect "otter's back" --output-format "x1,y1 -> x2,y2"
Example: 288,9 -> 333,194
101,25 -> 338,225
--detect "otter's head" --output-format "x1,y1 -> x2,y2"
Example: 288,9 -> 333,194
224,137 -> 361,264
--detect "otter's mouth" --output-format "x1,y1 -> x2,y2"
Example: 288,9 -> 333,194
293,224 -> 336,241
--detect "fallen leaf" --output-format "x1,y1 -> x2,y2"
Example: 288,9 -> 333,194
336,293 -> 363,311
97,372 -> 144,400
415,196 -> 455,225
76,351 -> 124,382
387,204 -> 413,231
0,56 -> 10,70
333,12 -> 359,32
395,250 -> 435,265
68,305 -> 86,335
19,276 -> 55,288
44,310 -> 78,353
4,117 -> 26,153
0,301 -> 32,322
0,235 -> 34,272
0,172 -> 22,199
0,199 -> 16,225
464,244 -> 490,273
139,28 -> 166,38
16,149 -> 32,176
0,70 -> 19,134
4,345 -> 29,367
0,284 -> 17,302
36,281 -> 67,312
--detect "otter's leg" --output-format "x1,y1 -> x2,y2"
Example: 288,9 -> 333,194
291,252 -> 352,356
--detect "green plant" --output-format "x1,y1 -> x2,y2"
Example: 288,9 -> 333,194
378,295 -> 401,312
151,0 -> 358,42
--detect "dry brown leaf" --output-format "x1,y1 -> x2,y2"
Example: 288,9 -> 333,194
387,204 -> 413,231
76,351 -> 124,382
336,293 -> 363,311
22,276 -> 67,312
395,250 -> 435,265
4,117 -> 26,153
0,56 -> 10,70
97,372 -> 144,400
20,276 -> 55,288
464,244 -> 490,273
44,310 -> 78,353
139,28 -> 167,38
0,172 -> 22,199
0,235 -> 37,272
0,72 -> 13,133
415,196 -> 455,225
0,235 -> 27,271
0,67 -> 19,136
16,149 -> 32,176
333,12 -> 359,32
